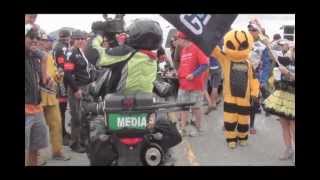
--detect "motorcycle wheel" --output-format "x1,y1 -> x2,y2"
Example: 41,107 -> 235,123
141,143 -> 164,166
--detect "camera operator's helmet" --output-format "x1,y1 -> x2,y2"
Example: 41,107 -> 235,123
126,19 -> 163,50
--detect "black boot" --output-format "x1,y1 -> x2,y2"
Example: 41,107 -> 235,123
70,142 -> 86,153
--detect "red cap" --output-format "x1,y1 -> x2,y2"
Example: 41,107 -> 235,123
176,31 -> 187,39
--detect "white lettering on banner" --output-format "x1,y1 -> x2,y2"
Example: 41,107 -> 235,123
132,118 -> 137,126
117,117 -> 124,127
116,116 -> 147,128
180,14 -> 212,35
125,118 -> 130,127
140,117 -> 147,127
181,53 -> 193,60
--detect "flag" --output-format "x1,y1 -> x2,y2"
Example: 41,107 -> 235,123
160,14 -> 238,56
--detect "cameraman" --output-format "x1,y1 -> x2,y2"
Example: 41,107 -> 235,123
88,19 -> 181,164
84,21 -> 110,66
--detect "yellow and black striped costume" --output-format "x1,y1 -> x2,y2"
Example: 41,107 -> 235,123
212,30 -> 260,144
263,56 -> 295,120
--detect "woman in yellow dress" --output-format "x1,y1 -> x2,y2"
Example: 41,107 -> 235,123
263,41 -> 295,161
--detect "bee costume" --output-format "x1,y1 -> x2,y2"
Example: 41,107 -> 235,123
263,55 -> 295,120
212,30 -> 260,148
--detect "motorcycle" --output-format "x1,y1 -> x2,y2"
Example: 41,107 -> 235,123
83,92 -> 194,166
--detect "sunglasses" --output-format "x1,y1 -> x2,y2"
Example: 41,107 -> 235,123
27,35 -> 40,41
74,38 -> 86,40
226,31 -> 249,51
249,28 -> 258,32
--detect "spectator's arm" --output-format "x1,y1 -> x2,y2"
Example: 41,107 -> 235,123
249,65 -> 260,98
192,64 -> 209,77
211,46 -> 226,70
260,48 -> 272,87
32,48 -> 48,85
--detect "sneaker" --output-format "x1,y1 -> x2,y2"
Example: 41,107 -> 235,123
256,107 -> 262,114
189,130 -> 198,137
179,128 -> 188,137
37,159 -> 47,166
279,148 -> 294,161
250,128 -> 257,135
228,142 -> 237,149
239,140 -> 248,147
52,153 -> 71,161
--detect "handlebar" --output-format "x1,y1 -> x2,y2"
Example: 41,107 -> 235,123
83,101 -> 195,115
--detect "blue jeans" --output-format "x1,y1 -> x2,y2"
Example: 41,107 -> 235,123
25,112 -> 49,151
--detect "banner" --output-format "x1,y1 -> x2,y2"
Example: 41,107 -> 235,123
160,14 -> 238,56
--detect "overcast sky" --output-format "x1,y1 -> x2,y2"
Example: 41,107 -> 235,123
36,14 -> 295,44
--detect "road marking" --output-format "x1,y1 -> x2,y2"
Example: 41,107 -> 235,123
182,139 -> 200,166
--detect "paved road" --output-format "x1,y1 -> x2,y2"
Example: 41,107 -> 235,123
43,101 -> 294,166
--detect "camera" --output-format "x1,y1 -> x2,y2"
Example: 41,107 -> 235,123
91,14 -> 125,47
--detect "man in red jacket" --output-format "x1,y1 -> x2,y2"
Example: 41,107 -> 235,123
175,31 -> 209,137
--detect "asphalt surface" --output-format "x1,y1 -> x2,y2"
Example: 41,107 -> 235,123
42,100 -> 295,166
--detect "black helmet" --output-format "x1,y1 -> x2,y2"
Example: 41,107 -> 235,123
59,29 -> 71,38
126,19 -> 163,50
91,21 -> 105,33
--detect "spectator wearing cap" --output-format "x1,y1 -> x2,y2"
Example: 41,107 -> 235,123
175,31 -> 209,137
273,33 -> 282,43
25,24 -> 49,166
64,30 -> 95,153
38,31 -> 71,161
52,29 -> 72,146
248,21 -> 273,134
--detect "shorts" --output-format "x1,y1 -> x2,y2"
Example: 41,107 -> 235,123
209,69 -> 222,89
177,89 -> 203,108
25,112 -> 49,151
